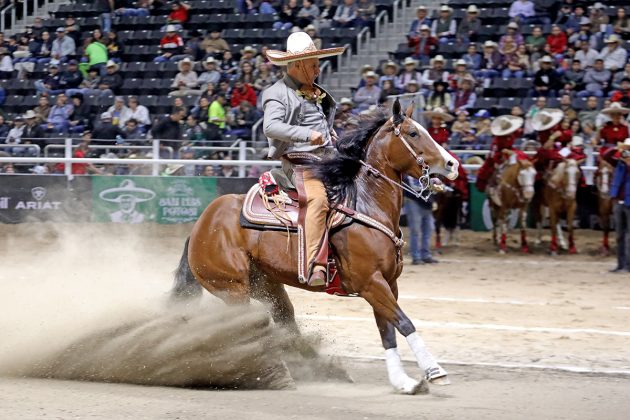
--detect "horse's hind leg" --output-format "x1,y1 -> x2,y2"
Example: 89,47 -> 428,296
519,207 -> 530,253
250,275 -> 299,335
568,203 -> 577,254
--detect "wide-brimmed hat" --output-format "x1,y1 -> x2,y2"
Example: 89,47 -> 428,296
540,55 -> 554,64
483,40 -> 497,48
420,24 -> 430,31
601,102 -> 630,116
165,24 -> 178,32
304,24 -> 317,32
467,5 -> 479,13
431,55 -> 445,64
571,136 -> 584,147
382,60 -> 399,72
455,58 -> 467,67
423,107 -> 454,122
177,57 -> 194,71
164,164 -> 185,176
359,64 -> 374,73
105,60 -> 119,70
265,32 -> 345,66
23,110 -> 37,119
402,57 -> 418,67
205,56 -> 216,65
339,97 -> 354,106
604,34 -> 621,44
100,179 -> 156,203
507,22 -> 519,30
241,45 -> 257,54
532,108 -> 564,131
100,111 -> 112,120
439,5 -> 451,12
406,79 -> 419,87
364,70 -> 378,79
491,115 -> 524,136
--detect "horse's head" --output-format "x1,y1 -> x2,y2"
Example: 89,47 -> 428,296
552,159 -> 581,198
597,160 -> 613,196
382,99 -> 459,181
516,159 -> 537,201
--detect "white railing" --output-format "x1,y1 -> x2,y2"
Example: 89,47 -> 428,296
356,26 -> 370,55
0,143 -> 41,156
1,0 -> 56,33
373,10 -> 388,51
44,144 -> 175,159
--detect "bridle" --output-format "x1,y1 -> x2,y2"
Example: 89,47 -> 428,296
359,122 -> 437,202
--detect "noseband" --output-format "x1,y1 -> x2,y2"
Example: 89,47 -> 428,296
359,124 -> 436,202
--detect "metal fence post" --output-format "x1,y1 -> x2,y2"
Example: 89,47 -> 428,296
152,139 -> 160,176
238,139 -> 246,178
64,137 -> 73,180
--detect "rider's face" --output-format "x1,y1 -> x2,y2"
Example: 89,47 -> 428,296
294,58 -> 320,85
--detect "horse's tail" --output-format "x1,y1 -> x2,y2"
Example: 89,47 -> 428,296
170,237 -> 203,301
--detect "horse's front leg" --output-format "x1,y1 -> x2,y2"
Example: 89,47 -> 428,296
519,206 -> 529,253
361,273 -> 449,389
568,203 -> 577,254
498,209 -> 508,254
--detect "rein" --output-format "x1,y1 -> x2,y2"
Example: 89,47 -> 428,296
359,125 -> 435,202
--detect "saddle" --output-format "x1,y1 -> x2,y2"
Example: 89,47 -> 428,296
240,154 -> 355,297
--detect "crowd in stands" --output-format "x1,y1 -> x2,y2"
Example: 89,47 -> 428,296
0,0 -> 389,175
344,1 -> 630,157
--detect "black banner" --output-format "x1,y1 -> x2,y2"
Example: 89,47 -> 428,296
0,176 -> 92,224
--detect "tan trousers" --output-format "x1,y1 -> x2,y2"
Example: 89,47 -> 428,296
303,169 -> 329,273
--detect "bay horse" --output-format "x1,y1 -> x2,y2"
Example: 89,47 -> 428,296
542,159 -> 581,255
596,160 -> 614,256
489,155 -> 537,253
171,101 -> 459,394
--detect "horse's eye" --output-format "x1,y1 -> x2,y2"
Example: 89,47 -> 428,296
409,131 -> 418,137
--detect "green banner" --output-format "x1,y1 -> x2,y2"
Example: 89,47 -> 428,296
92,176 -> 217,224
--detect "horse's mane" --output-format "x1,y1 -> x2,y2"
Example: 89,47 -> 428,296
309,109 -> 394,205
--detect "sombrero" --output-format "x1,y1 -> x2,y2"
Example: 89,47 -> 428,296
382,60 -> 399,73
601,102 -> 630,116
99,179 -> 156,203
491,115 -> 524,136
164,164 -> 185,175
265,32 -> 345,66
422,107 -> 454,122
531,108 -> 564,131
177,57 -> 194,71
465,156 -> 485,165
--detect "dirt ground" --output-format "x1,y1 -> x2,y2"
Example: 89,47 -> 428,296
0,223 -> 629,419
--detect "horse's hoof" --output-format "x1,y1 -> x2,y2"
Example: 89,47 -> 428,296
429,375 -> 451,386
395,377 -> 429,395
425,366 -> 449,386
499,249 -> 507,255
600,248 -> 610,257
569,246 -> 577,254
521,246 -> 530,253
550,250 -> 558,256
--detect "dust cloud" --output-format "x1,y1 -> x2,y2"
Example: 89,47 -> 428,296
0,223 -> 344,389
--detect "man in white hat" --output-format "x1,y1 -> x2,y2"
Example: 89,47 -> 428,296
599,35 -> 626,72
476,115 -> 525,192
99,60 -> 123,95
198,57 -> 221,90
456,5 -> 481,45
431,5 -> 456,43
354,70 -> 381,111
421,55 -> 448,93
534,56 -> 561,97
262,32 -> 344,286
155,24 -> 185,63
333,97 -> 355,134
604,138 -> 630,272
396,57 -> 423,91
409,24 -> 437,60
169,57 -> 200,96
379,61 -> 399,88
408,5 -> 431,39
597,102 -> 630,152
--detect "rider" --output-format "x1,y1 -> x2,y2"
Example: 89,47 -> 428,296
475,115 -> 525,193
532,108 -> 565,179
262,32 -> 344,287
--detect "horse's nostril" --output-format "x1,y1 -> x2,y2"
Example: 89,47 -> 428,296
446,160 -> 454,168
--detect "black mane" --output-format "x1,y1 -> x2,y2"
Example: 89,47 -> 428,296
309,109 -> 391,205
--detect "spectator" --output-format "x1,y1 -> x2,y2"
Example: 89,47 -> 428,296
34,62 -> 62,95
230,80 -> 257,108
34,96 -> 51,124
106,31 -> 124,62
316,0 -> 337,30
524,96 -> 546,134
599,35 -> 627,72
534,56 -> 561,97
609,7 -> 630,38
46,93 -> 74,133
253,62 -> 277,94
558,94 -> 578,120
611,78 -> 630,108
475,41 -> 502,88
122,118 -> 146,141
169,57 -> 201,96
84,35 -> 108,75
127,96 -> 151,131
449,59 -> 474,89
379,79 -> 398,104
509,0 -> 535,23
92,112 -> 125,143
574,39 -> 599,69
356,0 -> 375,27
499,35 -> 518,60
219,50 -> 239,78
473,109 -> 492,144
228,101 -> 257,138
100,60 -> 123,95
462,44 -> 481,71
333,0 -> 358,28
409,24 -> 437,60
578,96 -> 600,127
546,25 -> 568,57
65,17 -> 81,46
67,66 -> 107,97
29,30 -> 53,65
579,58 -> 611,97
451,110 -> 472,139
422,107 -> 452,145
554,3 -> 577,30
353,71 -> 381,111
304,25 -> 322,50
201,29 -> 230,56
451,77 -> 476,114
420,55 -> 448,92
356,64 -> 374,89
408,5 -> 431,40
297,0 -> 320,28
378,61 -> 399,88
500,22 -> 524,48
5,117 -> 30,156
0,48 -> 13,79
404,175 -> 437,265
502,52 -> 526,79
568,18 -> 598,50
154,25 -> 185,63
199,82 -> 217,105
457,5 -> 481,45
191,96 -> 211,122
167,1 -> 191,30
182,116 -> 206,146
515,44 -> 532,73
198,57 -> 222,90
562,59 -> 585,93
334,97 -> 356,133
59,59 -> 83,93
431,5 -> 456,44
613,62 -> 630,89
114,0 -> 151,18
525,26 -> 546,63
596,99 -> 613,128
208,95 -> 228,138
607,139 -> 630,273
596,102 -> 629,149
0,116 -> 8,141
107,96 -> 132,128
589,2 -> 609,31
68,94 -> 91,133
21,110 -> 45,150
240,46 -> 257,68
403,79 -> 421,97
51,27 -> 76,62
425,81 -> 451,111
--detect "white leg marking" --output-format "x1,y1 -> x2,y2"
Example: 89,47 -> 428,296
385,348 -> 424,394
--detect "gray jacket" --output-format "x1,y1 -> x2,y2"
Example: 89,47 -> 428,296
262,75 -> 336,159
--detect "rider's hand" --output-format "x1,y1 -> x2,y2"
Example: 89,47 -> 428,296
310,130 -> 325,145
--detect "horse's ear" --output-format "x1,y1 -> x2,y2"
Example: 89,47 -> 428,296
392,98 -> 401,117
405,102 -> 414,118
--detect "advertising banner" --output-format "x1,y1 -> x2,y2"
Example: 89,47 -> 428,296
91,176 -> 217,224
0,176 -> 91,224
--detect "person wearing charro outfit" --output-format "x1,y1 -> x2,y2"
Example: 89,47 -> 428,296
262,32 -> 345,286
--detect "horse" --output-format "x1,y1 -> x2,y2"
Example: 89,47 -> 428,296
542,159 -> 581,255
488,155 -> 537,253
595,160 -> 614,256
170,100 -> 460,394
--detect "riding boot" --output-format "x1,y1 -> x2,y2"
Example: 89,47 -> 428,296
303,170 -> 329,287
